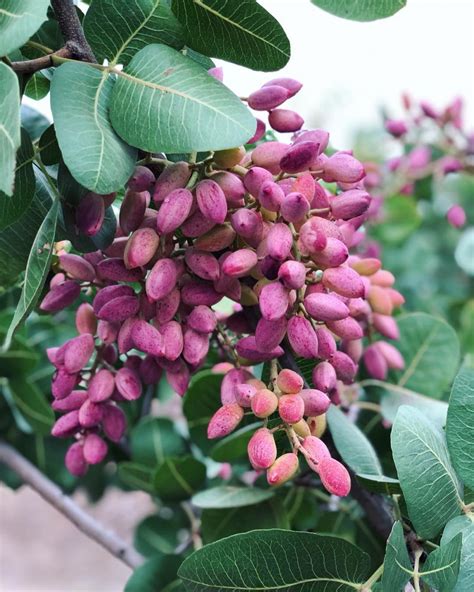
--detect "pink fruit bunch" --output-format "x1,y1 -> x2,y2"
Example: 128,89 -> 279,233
40,73 -> 405,481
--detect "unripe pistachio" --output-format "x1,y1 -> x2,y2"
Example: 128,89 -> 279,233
102,404 -> 127,442
63,334 -> 95,374
267,453 -> 299,486
385,119 -> 408,137
213,146 -> 246,168
446,204 -> 466,228
280,192 -> 310,222
78,399 -> 104,428
97,295 -> 140,323
251,388 -> 278,418
52,369 -> 78,399
124,228 -> 159,269
363,344 -> 388,380
155,288 -> 180,324
140,356 -> 163,384
277,369 -> 304,394
40,280 -> 81,312
194,224 -> 236,252
59,253 -> 96,282
376,341 -> 405,370
269,109 -> 304,133
221,248 -> 258,277
303,435 -> 330,472
83,433 -> 108,464
342,338 -> 363,363
153,162 -> 191,203
300,389 -> 331,416
386,288 -> 405,308
370,269 -> 395,287
311,238 -> 349,267
323,153 -> 365,184
312,361 -> 337,392
266,222 -> 293,261
322,266 -> 364,298
278,260 -> 306,290
293,419 -> 311,438
52,389 -> 88,412
181,281 -> 223,307
212,172 -> 246,204
248,85 -> 289,110
115,367 -> 142,400
156,188 -> 193,234
131,320 -> 164,357
326,317 -> 364,341
304,293 -> 349,322
120,190 -> 149,234
146,258 -> 178,302
231,209 -> 264,244
51,410 -> 80,437
243,167 -> 273,196
372,313 -> 400,340
208,66 -> 223,81
75,303 -> 97,336
248,428 -> 277,470
236,336 -> 283,363
127,165 -> 155,192
196,179 -> 228,224
259,282 -> 289,321
165,362 -> 190,397
182,209 -> 216,237
252,142 -> 288,174
187,305 -> 217,334
87,369 -> 115,403
307,413 -> 327,438
331,351 -> 357,384
220,367 -> 253,405
280,141 -> 320,174
235,383 -> 256,407
315,327 -> 337,360
96,258 -> 144,283
76,193 -> 105,236
93,285 -> 133,315
183,327 -> 209,366
255,316 -> 287,352
287,315 -> 319,359
368,285 -> 393,315
279,394 -> 305,423
65,442 -> 88,476
247,117 -> 266,144
263,77 -> 302,97
318,457 -> 351,497
185,248 -> 220,281
207,404 -> 244,439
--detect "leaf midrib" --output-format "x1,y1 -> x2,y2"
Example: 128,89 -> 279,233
398,325 -> 439,387
190,0 -> 289,58
179,575 -> 361,590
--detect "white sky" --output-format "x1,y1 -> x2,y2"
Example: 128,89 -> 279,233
27,0 -> 474,147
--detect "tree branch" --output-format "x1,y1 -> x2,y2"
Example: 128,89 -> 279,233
0,441 -> 143,570
51,0 -> 96,62
10,47 -> 72,74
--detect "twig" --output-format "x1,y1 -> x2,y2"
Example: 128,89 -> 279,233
0,441 -> 143,569
10,47 -> 72,74
51,0 -> 96,63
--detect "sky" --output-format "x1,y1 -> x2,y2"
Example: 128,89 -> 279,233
26,0 -> 474,148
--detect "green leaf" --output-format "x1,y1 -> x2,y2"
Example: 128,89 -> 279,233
0,62 -> 21,196
21,104 -> 49,141
0,168 -> 53,287
179,529 -> 372,590
51,62 -> 137,194
134,507 -> 189,556
327,405 -> 383,475
125,555 -> 182,592
84,0 -> 184,66
118,461 -> 155,493
441,517 -> 474,592
446,365 -> 474,489
0,0 -> 50,56
0,128 -> 35,231
392,313 -> 460,399
7,377 -> 54,435
371,195 -> 421,244
391,406 -> 463,539
356,474 -> 401,495
381,521 -> 412,591
421,533 -> 462,592
0,340 -> 39,378
130,417 -> 187,467
171,0 -> 290,71
210,421 -> 260,462
110,44 -> 255,153
154,456 -> 206,501
192,486 -> 274,509
25,73 -> 50,100
310,0 -> 406,22
200,498 -> 289,545
38,125 -> 61,166
183,370 -> 223,454
2,199 -> 59,350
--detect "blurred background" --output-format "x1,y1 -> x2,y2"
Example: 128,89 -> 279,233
2,0 -> 474,590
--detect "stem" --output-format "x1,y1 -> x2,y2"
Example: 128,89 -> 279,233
10,47 -> 72,74
360,564 -> 384,591
413,549 -> 423,592
181,502 -> 202,550
0,441 -> 143,569
51,0 -> 96,62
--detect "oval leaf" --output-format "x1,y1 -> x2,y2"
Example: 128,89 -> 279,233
310,0 -> 406,21
154,456 -> 206,501
421,533 -> 462,592
134,508 -> 189,556
110,44 -> 256,153
125,555 -> 182,592
118,461 -> 155,493
51,62 -> 137,193
84,0 -> 184,65
178,529 -> 371,591
171,0 -> 290,71
0,62 -> 21,196
391,405 -> 463,539
7,378 -> 54,435
446,366 -> 474,489
192,486 -> 274,509
131,417 -> 187,467
0,0 -> 49,56
381,521 -> 412,591
441,517 -> 474,592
